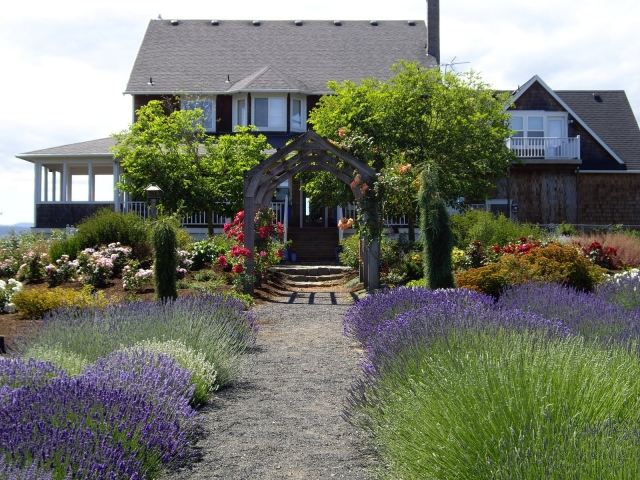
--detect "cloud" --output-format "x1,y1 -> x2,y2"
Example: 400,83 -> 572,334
1,0 -> 639,225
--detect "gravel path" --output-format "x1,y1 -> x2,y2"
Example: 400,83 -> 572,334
172,290 -> 377,479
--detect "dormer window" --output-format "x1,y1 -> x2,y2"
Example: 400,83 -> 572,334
252,95 -> 286,131
181,96 -> 216,132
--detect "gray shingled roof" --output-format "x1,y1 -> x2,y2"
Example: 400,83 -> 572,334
125,20 -> 434,95
17,137 -> 116,159
556,90 -> 640,170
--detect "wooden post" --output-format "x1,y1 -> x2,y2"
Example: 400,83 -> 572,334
88,161 -> 95,202
367,237 -> 380,290
243,176 -> 256,294
0,336 -> 5,354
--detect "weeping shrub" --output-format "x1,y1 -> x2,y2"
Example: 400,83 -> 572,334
419,169 -> 455,289
153,218 -> 178,301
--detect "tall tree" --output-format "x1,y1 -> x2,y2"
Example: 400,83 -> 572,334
113,101 -> 270,233
309,62 -> 515,235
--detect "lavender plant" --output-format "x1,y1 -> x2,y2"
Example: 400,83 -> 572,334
497,282 -> 640,341
0,372 -> 191,479
596,268 -> 640,310
0,458 -> 55,480
0,357 -> 64,392
30,294 -> 256,386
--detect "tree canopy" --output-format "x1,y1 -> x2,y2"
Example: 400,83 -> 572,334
308,62 -> 515,220
113,101 -> 270,220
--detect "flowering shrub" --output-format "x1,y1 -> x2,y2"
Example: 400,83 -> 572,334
0,357 -> 63,393
122,261 -> 154,292
77,248 -> 114,287
220,209 -> 285,287
571,233 -> 640,268
456,243 -> 605,296
16,251 -> 48,283
44,254 -> 78,287
579,240 -> 621,270
0,278 -> 22,313
596,268 -> 640,310
124,339 -> 217,405
491,236 -> 540,256
176,249 -> 194,279
0,257 -> 18,279
189,236 -> 232,270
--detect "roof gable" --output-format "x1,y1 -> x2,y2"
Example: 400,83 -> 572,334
125,20 -> 435,95
510,75 -> 627,166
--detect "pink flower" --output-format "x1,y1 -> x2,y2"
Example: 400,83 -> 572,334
217,255 -> 228,267
259,250 -> 268,258
232,264 -> 244,274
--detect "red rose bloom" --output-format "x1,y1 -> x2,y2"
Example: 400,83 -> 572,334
232,264 -> 244,274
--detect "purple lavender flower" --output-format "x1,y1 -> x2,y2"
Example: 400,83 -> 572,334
497,283 -> 640,341
82,349 -> 196,423
344,287 -> 495,345
0,357 -> 64,391
0,458 -> 55,480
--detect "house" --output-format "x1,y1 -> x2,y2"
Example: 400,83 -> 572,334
16,13 -> 439,240
486,75 -> 640,226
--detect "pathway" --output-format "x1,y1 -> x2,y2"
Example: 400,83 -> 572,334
171,288 -> 377,479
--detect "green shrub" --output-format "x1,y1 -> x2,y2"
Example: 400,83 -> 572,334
339,234 -> 360,269
189,236 -> 232,270
420,181 -> 455,288
153,219 -> 178,301
48,235 -> 83,261
451,209 -> 545,248
53,209 -> 151,260
359,329 -> 640,480
24,345 -> 88,376
123,339 -> 217,405
456,243 -> 605,296
405,278 -> 426,288
12,285 -> 108,318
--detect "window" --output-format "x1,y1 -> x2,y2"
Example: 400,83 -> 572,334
509,112 -> 567,138
290,96 -> 306,131
181,97 -> 216,132
252,96 -> 286,131
237,98 -> 247,127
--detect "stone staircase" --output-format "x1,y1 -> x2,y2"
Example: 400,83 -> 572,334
267,265 -> 358,292
287,227 -> 339,263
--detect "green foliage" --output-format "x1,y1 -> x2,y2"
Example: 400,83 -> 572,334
451,209 -> 545,248
359,328 -> 640,480
189,236 -> 233,270
123,339 -> 217,405
309,62 -> 515,212
220,291 -> 254,310
555,222 -> 579,236
12,285 -> 108,319
339,234 -> 360,269
152,219 -> 178,301
420,170 -> 455,289
24,345 -> 88,376
456,243 -> 605,297
49,209 -> 151,261
114,101 -> 270,220
405,278 -> 426,288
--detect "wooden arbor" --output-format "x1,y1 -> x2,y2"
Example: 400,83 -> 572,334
243,131 -> 380,291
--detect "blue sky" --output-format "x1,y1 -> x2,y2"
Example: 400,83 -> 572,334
1,0 -> 639,224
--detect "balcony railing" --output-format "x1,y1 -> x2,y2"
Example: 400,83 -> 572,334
507,136 -> 580,160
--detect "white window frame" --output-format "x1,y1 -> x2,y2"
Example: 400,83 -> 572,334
509,111 -> 568,138
290,95 -> 307,132
251,94 -> 287,131
232,94 -> 249,130
181,96 -> 217,132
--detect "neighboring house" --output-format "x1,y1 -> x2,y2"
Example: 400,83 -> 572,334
487,75 -> 640,225
17,14 -> 439,234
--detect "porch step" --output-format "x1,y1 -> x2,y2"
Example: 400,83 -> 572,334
287,227 -> 339,262
268,264 -> 357,292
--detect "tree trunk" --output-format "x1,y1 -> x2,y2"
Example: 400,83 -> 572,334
206,210 -> 214,236
407,215 -> 416,243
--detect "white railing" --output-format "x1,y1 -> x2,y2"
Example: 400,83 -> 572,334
508,136 -> 580,160
124,201 -> 284,227
342,204 -> 410,227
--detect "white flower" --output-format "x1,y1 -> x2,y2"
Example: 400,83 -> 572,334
3,303 -> 16,313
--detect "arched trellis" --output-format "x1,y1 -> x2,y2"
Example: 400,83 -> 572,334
243,131 -> 380,292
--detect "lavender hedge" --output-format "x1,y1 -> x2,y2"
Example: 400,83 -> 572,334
497,282 -> 640,342
0,354 -> 195,479
30,294 -> 256,386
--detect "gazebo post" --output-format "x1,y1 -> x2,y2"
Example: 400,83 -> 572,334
243,177 -> 256,294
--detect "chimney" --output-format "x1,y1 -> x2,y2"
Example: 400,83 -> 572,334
427,0 -> 440,64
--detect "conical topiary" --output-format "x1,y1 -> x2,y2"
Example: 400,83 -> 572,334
152,218 -> 178,301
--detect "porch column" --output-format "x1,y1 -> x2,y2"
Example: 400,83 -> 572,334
113,162 -> 121,212
52,170 -> 57,202
43,167 -> 49,202
88,161 -> 95,202
34,163 -> 42,224
61,161 -> 69,201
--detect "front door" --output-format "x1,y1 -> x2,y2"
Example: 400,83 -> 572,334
547,116 -> 566,158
